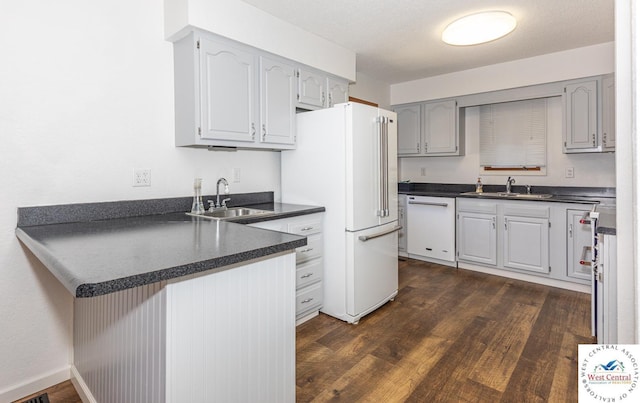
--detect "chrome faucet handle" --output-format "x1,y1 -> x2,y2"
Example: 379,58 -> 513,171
207,200 -> 216,212
526,185 -> 532,194
221,198 -> 231,208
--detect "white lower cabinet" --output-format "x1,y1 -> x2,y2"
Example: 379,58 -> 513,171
502,207 -> 550,274
406,196 -> 455,264
249,213 -> 323,324
567,209 -> 593,281
457,210 -> 497,266
457,198 -> 595,287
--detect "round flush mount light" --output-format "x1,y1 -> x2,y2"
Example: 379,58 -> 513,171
442,11 -> 517,46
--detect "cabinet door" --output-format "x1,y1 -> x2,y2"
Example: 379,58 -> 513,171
503,215 -> 549,273
457,212 -> 497,265
327,78 -> 348,107
199,37 -> 256,142
423,100 -> 457,154
567,209 -> 593,281
407,196 -> 455,262
396,105 -> 421,155
565,80 -> 598,151
602,76 -> 615,150
297,68 -> 325,108
259,57 -> 296,145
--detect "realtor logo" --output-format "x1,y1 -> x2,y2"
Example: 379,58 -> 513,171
578,345 -> 640,402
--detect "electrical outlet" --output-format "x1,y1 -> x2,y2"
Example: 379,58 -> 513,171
420,167 -> 427,176
133,168 -> 151,187
565,167 -> 575,178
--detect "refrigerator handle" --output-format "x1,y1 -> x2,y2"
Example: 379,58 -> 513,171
358,225 -> 402,242
377,116 -> 390,217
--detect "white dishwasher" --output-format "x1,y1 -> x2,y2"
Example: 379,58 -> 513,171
407,195 -> 456,265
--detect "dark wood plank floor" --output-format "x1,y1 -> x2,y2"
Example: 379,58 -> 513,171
18,259 -> 593,403
295,259 -> 594,402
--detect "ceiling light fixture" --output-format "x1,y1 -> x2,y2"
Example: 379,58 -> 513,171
442,11 -> 517,46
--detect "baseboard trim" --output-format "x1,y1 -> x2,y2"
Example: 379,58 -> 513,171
70,365 -> 97,403
0,366 -> 70,403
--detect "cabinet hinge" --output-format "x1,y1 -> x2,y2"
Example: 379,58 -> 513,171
296,70 -> 300,78
196,40 -> 200,50
564,141 -> 567,147
198,127 -> 201,136
548,222 -> 551,228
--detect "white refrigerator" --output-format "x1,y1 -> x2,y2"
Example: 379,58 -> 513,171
282,102 -> 400,324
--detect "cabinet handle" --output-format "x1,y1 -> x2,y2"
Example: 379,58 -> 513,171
592,133 -> 596,147
262,124 -> 266,140
301,298 -> 314,304
322,92 -> 326,106
569,223 -> 573,238
328,94 -> 333,107
416,142 -> 420,152
504,218 -> 507,230
300,273 -> 314,279
300,226 -> 314,231
251,123 -> 256,140
300,248 -> 313,253
425,247 -> 433,251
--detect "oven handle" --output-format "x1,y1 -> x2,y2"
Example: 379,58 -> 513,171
358,225 -> 402,242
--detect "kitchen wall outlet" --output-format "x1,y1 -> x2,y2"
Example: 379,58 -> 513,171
133,168 -> 151,187
232,168 -> 241,183
420,167 -> 427,176
565,167 -> 575,178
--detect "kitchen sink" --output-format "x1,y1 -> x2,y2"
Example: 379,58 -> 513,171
460,191 -> 553,199
187,207 -> 274,220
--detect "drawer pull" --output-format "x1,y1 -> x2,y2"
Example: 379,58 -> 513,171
300,226 -> 314,231
300,248 -> 313,253
301,298 -> 314,304
300,273 -> 314,278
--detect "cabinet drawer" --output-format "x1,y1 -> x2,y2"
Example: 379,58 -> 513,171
288,219 -> 322,235
296,282 -> 323,315
296,234 -> 322,263
296,259 -> 323,289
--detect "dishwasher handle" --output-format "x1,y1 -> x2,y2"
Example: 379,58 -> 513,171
408,201 -> 449,207
358,225 -> 402,242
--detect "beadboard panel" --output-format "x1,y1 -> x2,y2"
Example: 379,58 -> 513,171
73,281 -> 167,403
165,253 -> 296,403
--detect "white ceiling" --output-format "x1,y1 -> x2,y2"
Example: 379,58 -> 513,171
240,0 -> 614,84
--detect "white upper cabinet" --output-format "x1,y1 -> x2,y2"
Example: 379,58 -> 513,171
395,105 -> 421,156
602,75 -> 615,150
564,79 -> 598,151
422,100 -> 459,155
563,75 -> 615,153
395,99 -> 464,157
259,56 -> 296,146
296,69 -> 349,110
327,77 -> 348,107
297,68 -> 325,109
172,30 -> 349,150
199,36 -> 257,143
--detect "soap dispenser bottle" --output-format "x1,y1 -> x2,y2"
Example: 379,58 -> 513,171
191,178 -> 205,214
475,177 -> 483,193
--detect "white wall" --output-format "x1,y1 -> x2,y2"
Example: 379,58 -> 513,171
399,98 -> 616,187
349,71 -> 391,109
0,0 -> 282,399
391,42 -> 615,105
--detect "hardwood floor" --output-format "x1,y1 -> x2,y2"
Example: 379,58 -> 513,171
295,259 -> 594,402
18,259 -> 593,402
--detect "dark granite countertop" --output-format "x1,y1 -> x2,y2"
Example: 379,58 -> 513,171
16,192 -> 324,298
595,206 -> 616,235
399,182 -> 615,205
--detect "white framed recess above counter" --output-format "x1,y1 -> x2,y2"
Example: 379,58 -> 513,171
394,74 -> 615,159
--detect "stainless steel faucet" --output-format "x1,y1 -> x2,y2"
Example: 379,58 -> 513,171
215,177 -> 230,208
506,176 -> 516,193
